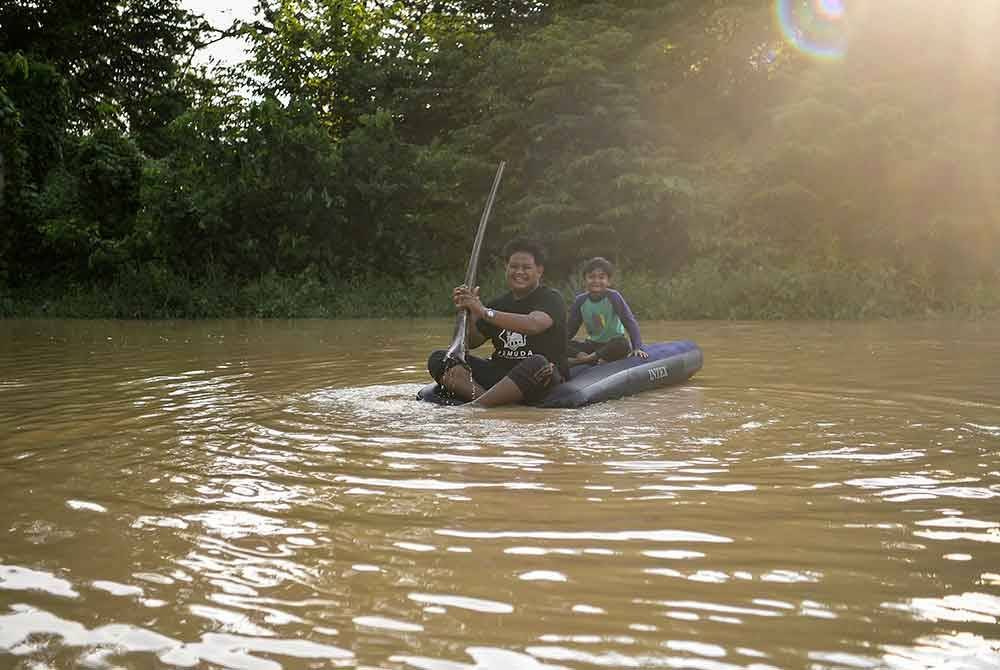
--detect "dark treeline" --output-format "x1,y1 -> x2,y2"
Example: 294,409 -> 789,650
2,0 -> 998,318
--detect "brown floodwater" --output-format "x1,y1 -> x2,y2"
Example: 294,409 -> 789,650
0,318 -> 998,670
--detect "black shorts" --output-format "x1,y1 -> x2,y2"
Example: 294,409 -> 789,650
567,336 -> 631,362
427,350 -> 563,404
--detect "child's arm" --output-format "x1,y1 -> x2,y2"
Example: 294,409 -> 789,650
608,290 -> 647,356
566,294 -> 585,340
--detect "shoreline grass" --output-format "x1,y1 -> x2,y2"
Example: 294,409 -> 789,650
2,263 -> 998,320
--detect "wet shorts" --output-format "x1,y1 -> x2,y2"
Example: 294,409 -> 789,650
427,350 -> 563,404
567,335 -> 631,362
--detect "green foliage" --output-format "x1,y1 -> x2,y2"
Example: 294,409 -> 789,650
2,0 -> 999,320
0,265 -> 465,319
0,54 -> 70,283
0,0 -> 211,285
26,129 -> 144,280
7,255 -> 997,320
722,5 -> 1000,307
0,0 -> 206,130
450,2 -> 698,272
610,258 -> 995,321
0,55 -> 68,182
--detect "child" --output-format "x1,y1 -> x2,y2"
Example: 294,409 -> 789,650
567,257 -> 648,366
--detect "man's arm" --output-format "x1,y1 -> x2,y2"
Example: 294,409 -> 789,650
453,284 -> 490,348
455,286 -> 554,335
468,318 -> 488,348
484,309 -> 552,335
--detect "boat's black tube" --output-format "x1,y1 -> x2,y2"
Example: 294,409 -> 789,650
418,340 -> 703,408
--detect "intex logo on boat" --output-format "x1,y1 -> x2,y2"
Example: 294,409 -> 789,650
648,365 -> 669,381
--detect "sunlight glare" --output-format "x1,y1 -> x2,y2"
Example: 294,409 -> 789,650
776,0 -> 849,61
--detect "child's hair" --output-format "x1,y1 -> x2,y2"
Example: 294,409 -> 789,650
582,256 -> 614,277
503,237 -> 547,266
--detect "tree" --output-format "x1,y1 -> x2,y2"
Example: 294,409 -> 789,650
0,0 -> 207,133
0,0 -> 212,284
439,1 -> 705,272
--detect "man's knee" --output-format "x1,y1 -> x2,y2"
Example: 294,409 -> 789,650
507,354 -> 561,403
521,354 -> 550,373
441,362 -> 471,387
427,350 -> 447,382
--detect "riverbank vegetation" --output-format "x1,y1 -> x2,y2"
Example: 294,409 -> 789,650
2,1 -> 998,319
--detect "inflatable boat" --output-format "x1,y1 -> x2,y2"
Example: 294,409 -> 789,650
416,339 -> 702,408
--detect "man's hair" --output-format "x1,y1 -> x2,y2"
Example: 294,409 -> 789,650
503,237 -> 547,266
582,256 -> 614,277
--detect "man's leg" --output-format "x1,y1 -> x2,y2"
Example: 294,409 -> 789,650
471,355 -> 562,407
429,350 -> 503,402
440,362 -> 487,401
468,376 -> 524,407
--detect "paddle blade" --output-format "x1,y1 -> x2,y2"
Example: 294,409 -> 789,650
444,311 -> 469,364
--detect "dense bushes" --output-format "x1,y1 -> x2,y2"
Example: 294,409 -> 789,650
1,0 -> 997,319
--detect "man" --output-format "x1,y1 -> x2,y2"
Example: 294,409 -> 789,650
427,238 -> 569,407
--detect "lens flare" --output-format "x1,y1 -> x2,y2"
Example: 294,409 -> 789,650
776,0 -> 849,60
816,0 -> 846,20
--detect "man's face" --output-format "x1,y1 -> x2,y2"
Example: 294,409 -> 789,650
584,269 -> 610,296
506,251 -> 542,294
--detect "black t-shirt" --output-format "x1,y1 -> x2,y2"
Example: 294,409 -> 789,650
476,286 -> 569,379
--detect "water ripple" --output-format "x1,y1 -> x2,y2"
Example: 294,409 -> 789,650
436,529 -> 733,543
0,603 -> 353,669
3,319 -> 1000,669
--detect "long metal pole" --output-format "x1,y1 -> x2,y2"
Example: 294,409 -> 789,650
444,160 -> 506,364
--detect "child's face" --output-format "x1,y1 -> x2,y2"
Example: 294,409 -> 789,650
584,269 -> 611,295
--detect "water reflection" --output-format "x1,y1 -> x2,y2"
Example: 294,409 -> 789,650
0,603 -> 354,668
883,633 -> 1000,670
1,319 -> 999,668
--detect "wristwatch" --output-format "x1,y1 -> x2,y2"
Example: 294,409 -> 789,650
485,308 -> 496,321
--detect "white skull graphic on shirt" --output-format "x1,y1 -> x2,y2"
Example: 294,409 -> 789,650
497,329 -> 528,357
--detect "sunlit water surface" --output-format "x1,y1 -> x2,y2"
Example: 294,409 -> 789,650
1,319 -> 998,669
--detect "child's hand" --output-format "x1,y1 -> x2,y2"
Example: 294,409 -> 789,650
632,348 -> 649,359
